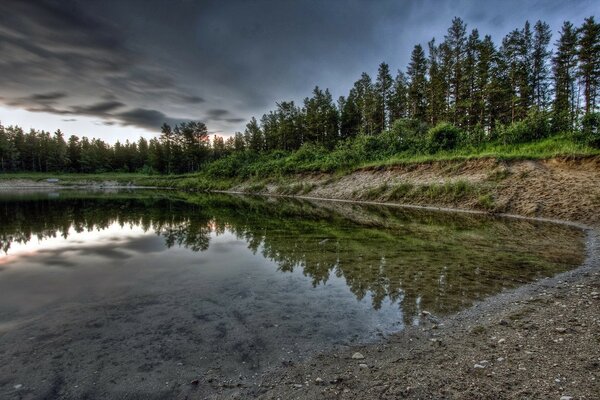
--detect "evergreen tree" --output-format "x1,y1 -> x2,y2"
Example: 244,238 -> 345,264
389,70 -> 409,124
160,123 -> 174,174
244,117 -> 264,152
445,17 -> 467,124
407,44 -> 428,120
426,39 -> 446,125
553,21 -> 579,131
339,93 -> 361,139
577,16 -> 600,114
532,20 -> 552,109
375,62 -> 393,130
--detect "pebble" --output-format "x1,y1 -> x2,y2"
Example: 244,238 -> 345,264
352,352 -> 365,360
474,364 -> 486,369
14,384 -> 23,390
359,363 -> 368,369
560,396 -> 573,400
555,327 -> 567,333
497,357 -> 505,362
498,338 -> 506,344
314,378 -> 323,385
292,384 -> 303,389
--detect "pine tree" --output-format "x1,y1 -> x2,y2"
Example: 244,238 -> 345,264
244,117 -> 264,152
339,93 -> 361,139
463,29 -> 481,129
426,39 -> 446,125
375,62 -> 393,130
389,70 -> 409,124
577,16 -> 600,114
352,73 -> 378,135
160,123 -> 174,174
553,21 -> 579,132
532,20 -> 552,109
407,44 -> 428,120
474,35 -> 496,130
445,17 -> 467,125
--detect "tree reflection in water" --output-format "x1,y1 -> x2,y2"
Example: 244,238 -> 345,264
0,191 -> 585,323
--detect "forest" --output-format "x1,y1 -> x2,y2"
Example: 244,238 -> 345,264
0,17 -> 598,175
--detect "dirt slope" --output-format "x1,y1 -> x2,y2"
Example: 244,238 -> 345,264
235,157 -> 600,227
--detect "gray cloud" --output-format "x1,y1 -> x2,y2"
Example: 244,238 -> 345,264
71,101 -> 126,115
30,92 -> 68,102
0,0 -> 596,138
116,108 -> 188,131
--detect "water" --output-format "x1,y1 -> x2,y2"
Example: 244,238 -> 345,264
0,190 -> 585,398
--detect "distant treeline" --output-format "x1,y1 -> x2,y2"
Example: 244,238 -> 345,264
0,17 -> 598,174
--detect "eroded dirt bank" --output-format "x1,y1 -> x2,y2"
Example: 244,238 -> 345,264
234,157 -> 600,227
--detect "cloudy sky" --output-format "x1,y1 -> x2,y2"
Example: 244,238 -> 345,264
0,0 -> 595,143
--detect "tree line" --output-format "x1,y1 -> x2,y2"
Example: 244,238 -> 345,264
0,16 -> 598,174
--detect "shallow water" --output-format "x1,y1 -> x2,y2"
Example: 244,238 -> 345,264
0,190 -> 585,398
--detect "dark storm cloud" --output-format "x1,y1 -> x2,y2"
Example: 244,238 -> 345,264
29,92 -> 68,102
116,108 -> 188,131
0,0 -> 202,131
72,101 -> 126,115
0,0 -> 596,138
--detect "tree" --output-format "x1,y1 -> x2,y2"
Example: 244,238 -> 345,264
553,21 -> 579,132
577,16 -> 600,114
474,35 -> 496,130
339,93 -> 361,139
426,39 -> 446,125
160,123 -> 174,174
352,73 -> 378,135
445,17 -> 467,124
244,117 -> 264,152
407,44 -> 428,120
304,86 -> 339,148
375,62 -> 393,130
389,70 -> 409,124
463,29 -> 481,129
532,20 -> 552,109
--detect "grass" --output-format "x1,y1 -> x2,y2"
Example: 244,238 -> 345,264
359,134 -> 600,169
1,134 -> 597,194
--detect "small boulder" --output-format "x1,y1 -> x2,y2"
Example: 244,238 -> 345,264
352,352 -> 365,360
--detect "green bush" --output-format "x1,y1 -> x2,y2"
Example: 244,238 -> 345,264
427,123 -> 461,152
579,112 -> 600,148
498,110 -> 551,144
390,118 -> 429,152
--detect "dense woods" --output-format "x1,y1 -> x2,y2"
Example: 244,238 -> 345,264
1,17 -> 598,174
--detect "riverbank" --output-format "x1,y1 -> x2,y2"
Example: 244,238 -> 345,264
1,156 -> 599,399
2,156 -> 599,225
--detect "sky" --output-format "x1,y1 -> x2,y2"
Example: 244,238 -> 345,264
0,0 -> 596,143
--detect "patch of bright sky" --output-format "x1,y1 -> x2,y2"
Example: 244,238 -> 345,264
0,106 -> 156,144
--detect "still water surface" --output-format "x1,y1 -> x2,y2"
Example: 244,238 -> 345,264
0,190 -> 585,398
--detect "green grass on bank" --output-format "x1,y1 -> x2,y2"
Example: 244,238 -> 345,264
1,133 -> 598,191
360,134 -> 600,168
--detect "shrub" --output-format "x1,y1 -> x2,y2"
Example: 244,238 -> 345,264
579,112 -> 600,148
427,122 -> 461,152
498,110 -> 551,144
390,118 -> 429,152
